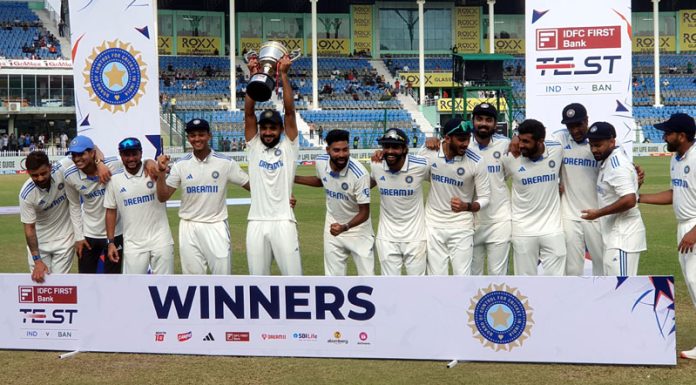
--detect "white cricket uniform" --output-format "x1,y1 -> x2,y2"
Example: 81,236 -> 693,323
247,134 -> 301,275
315,155 -> 374,276
104,164 -> 174,274
470,134 -> 512,275
670,143 -> 696,308
166,151 -> 249,275
371,154 -> 430,276
596,147 -> 646,276
19,159 -> 82,273
553,130 -> 604,276
501,140 -> 566,276
421,145 -> 491,275
63,157 -> 123,239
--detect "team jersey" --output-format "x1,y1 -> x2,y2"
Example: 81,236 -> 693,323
420,144 -> 491,228
371,154 -> 430,242
501,140 -> 563,236
596,147 -> 646,251
671,143 -> 696,222
315,155 -> 373,236
19,159 -> 83,249
166,150 -> 249,223
64,157 -> 122,238
104,164 -> 174,253
247,135 -> 299,222
470,134 -> 511,225
552,129 -> 600,220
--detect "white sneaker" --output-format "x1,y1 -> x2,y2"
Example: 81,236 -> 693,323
680,346 -> 696,359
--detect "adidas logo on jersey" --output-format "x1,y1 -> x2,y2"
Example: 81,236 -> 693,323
80,185 -> 87,190
120,187 -> 127,193
186,174 -> 193,180
380,176 -> 386,181
518,166 -> 526,172
203,332 -> 215,341
564,144 -> 572,150
432,163 -> 438,168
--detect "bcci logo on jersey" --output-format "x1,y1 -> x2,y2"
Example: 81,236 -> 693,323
83,40 -> 148,113
468,283 -> 533,351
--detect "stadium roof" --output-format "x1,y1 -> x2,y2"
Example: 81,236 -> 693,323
157,0 -> 692,14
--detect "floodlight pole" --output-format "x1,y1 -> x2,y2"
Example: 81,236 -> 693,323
417,0 -> 425,106
229,0 -> 238,111
311,0 -> 319,110
488,0 -> 495,53
652,0 -> 662,107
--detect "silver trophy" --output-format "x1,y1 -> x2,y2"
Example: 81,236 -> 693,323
244,41 -> 301,102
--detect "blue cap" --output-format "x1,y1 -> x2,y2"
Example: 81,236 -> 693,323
68,136 -> 95,153
587,122 -> 616,140
118,137 -> 142,152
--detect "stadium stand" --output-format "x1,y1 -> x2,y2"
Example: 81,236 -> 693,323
0,2 -> 63,59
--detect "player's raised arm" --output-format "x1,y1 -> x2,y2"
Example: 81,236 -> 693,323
155,154 -> 177,202
278,55 -> 297,141
244,57 -> 259,142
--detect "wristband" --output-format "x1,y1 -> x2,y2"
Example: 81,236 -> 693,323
343,223 -> 350,231
106,238 -> 115,245
32,254 -> 42,262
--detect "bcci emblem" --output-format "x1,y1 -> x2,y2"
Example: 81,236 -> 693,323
57,182 -> 64,190
493,151 -> 501,159
468,283 -> 533,351
549,160 -> 556,168
405,176 -> 413,184
146,181 -> 154,189
274,149 -> 282,156
685,166 -> 690,174
566,109 -> 576,118
341,182 -> 349,190
83,40 -> 147,113
212,171 -> 220,179
457,167 -> 465,176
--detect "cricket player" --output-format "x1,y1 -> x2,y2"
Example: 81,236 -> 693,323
638,113 -> 696,359
581,122 -> 646,276
156,118 -> 250,275
554,103 -> 604,275
104,137 -> 174,274
501,119 -> 566,276
63,136 -> 125,274
420,118 -> 490,275
294,129 -> 375,276
469,103 -> 512,275
244,54 -> 302,275
371,128 -> 430,275
19,151 -> 83,283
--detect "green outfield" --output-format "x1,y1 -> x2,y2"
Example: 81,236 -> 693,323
1,157 -> 695,384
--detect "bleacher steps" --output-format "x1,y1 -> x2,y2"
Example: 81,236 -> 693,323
34,8 -> 70,59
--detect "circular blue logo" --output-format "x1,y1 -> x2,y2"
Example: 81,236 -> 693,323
685,166 -> 690,174
457,167 -> 465,176
146,181 -> 154,189
57,182 -> 64,190
493,151 -> 501,159
274,149 -> 282,156
341,182 -> 349,190
473,291 -> 527,345
89,47 -> 141,106
212,171 -> 220,179
549,160 -> 556,168
405,176 -> 413,184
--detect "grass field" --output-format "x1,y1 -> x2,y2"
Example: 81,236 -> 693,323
1,156 -> 695,384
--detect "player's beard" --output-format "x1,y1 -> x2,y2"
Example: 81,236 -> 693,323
384,151 -> 406,168
330,155 -> 348,170
520,142 -> 540,158
262,134 -> 281,148
475,124 -> 494,139
666,139 -> 679,152
448,140 -> 467,157
125,160 -> 142,175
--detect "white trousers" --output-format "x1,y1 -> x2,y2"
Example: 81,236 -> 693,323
324,232 -> 375,276
563,218 -> 604,276
27,244 -> 74,274
427,227 -> 474,275
123,244 -> 175,275
247,220 -> 302,276
375,239 -> 427,276
512,232 -> 566,276
472,220 -> 511,275
678,220 -> 696,308
179,219 -> 231,275
603,248 -> 640,277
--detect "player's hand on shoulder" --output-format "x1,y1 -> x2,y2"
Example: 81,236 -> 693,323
424,137 -> 440,151
96,162 -> 112,184
371,150 -> 383,163
143,159 -> 159,180
508,135 -> 521,158
156,154 -> 171,173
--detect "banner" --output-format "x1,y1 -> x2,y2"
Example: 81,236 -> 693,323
0,274 -> 675,365
632,36 -> 675,52
398,72 -> 456,87
0,59 -> 72,69
240,37 -> 262,54
177,36 -> 221,55
69,1 -> 161,158
679,10 -> 696,52
307,38 -> 350,56
454,7 -> 481,54
268,38 -> 304,53
437,98 -> 509,112
158,36 -> 173,55
352,5 -> 373,54
525,0 -> 635,153
483,38 -> 525,54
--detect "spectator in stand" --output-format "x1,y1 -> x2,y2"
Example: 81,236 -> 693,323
1,134 -> 8,151
10,134 -> 18,152
60,132 -> 68,150
318,126 -> 324,145
394,79 -> 400,93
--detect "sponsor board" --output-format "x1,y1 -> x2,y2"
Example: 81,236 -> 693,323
679,10 -> 696,51
158,36 -> 173,55
454,7 -> 481,53
352,5 -> 373,54
437,98 -> 509,112
398,72 -> 456,88
177,36 -> 221,56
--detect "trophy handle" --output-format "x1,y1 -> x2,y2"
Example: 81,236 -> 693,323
244,50 -> 258,63
289,49 -> 302,62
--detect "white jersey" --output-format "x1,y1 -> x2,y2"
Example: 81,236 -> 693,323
247,135 -> 299,222
420,145 -> 491,228
552,130 -> 600,221
596,147 -> 646,252
501,140 -> 563,236
19,159 -> 83,249
470,134 -> 511,225
670,143 -> 696,222
166,150 -> 249,223
64,157 -> 122,239
371,154 -> 430,242
104,164 -> 174,253
315,155 -> 373,236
